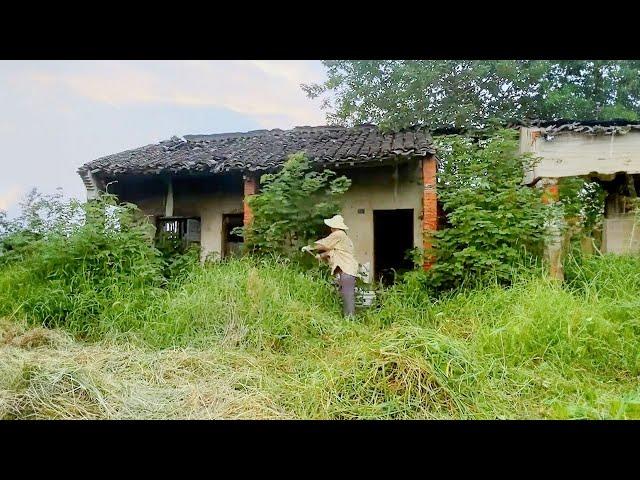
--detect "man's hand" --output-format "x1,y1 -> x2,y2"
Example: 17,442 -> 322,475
301,245 -> 312,253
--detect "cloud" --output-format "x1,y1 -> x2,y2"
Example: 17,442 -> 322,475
15,61 -> 328,129
247,60 -> 324,85
0,186 -> 23,211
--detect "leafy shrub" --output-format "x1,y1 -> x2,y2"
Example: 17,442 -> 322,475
240,152 -> 351,259
0,192 -> 170,335
425,129 -> 550,290
1,188 -> 84,265
155,228 -> 201,282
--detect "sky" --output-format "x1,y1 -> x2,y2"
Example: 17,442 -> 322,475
0,60 -> 328,217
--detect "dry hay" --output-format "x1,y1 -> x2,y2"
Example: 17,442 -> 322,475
0,320 -> 291,420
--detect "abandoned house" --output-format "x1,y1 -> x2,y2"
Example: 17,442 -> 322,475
77,124 -> 439,282
520,120 -> 640,278
77,120 -> 640,282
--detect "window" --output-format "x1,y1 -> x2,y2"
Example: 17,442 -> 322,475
156,216 -> 201,244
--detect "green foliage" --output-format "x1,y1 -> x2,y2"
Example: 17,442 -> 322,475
304,60 -> 640,130
0,191 -> 177,335
537,61 -> 640,120
165,245 -> 201,285
557,177 -> 606,244
241,152 -> 351,258
1,188 -> 84,264
4,188 -> 83,235
1,189 -> 639,419
424,130 -> 549,290
2,175 -> 640,418
155,229 -> 201,282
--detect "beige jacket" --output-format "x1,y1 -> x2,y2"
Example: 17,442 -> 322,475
314,230 -> 359,277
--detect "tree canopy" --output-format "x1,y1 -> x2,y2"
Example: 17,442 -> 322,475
303,61 -> 640,130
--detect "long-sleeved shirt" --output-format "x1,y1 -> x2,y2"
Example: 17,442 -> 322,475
314,229 -> 359,277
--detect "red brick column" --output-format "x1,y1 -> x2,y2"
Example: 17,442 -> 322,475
541,181 -> 559,204
243,175 -> 258,226
538,177 -> 564,281
422,155 -> 438,270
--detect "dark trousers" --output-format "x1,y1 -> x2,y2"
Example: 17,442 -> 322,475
338,272 -> 356,317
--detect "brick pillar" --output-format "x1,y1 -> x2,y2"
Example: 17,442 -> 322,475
538,177 -> 564,281
243,175 -> 258,226
422,155 -> 438,270
541,179 -> 559,205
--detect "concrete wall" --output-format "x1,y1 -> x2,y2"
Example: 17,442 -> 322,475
519,128 -> 640,257
199,194 -> 244,260
520,127 -> 640,184
603,213 -> 640,254
338,160 -> 424,273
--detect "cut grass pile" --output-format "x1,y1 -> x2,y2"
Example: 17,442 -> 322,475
0,319 -> 288,419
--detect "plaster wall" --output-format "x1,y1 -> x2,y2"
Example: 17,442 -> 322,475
520,127 -> 640,183
338,160 -> 424,274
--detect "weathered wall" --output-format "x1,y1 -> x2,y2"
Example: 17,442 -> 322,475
602,189 -> 640,254
519,128 -> 640,257
603,214 -> 640,254
124,190 -> 243,262
198,194 -> 244,260
521,127 -> 640,184
338,160 -> 424,274
111,162 -> 425,271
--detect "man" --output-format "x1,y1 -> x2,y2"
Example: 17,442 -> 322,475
302,214 -> 359,318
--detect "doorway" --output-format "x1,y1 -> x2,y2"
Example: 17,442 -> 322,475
373,209 -> 414,283
222,214 -> 244,258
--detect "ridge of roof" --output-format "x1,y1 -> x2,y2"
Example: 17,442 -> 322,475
181,123 -> 413,141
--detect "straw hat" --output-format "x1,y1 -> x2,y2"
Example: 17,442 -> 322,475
324,214 -> 349,230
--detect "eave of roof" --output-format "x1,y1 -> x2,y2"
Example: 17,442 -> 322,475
431,118 -> 640,136
528,119 -> 640,136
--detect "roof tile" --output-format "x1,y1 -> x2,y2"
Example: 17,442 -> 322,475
78,124 -> 435,177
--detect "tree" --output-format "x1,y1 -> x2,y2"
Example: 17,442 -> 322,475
303,61 -> 640,130
536,61 -> 640,120
241,152 -> 351,257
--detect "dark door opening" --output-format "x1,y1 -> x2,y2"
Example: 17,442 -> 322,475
373,209 -> 414,284
223,214 -> 244,258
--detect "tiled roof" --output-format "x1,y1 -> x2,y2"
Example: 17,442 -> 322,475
78,124 -> 436,178
431,119 -> 640,136
529,119 -> 640,136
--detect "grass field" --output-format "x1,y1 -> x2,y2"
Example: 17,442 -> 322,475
2,254 -> 639,419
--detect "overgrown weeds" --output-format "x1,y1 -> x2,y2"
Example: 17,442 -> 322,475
1,189 -> 639,419
2,252 -> 640,419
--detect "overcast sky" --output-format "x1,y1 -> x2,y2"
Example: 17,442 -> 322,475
0,60 -> 328,217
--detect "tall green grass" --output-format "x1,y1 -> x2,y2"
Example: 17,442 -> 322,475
2,193 -> 640,419
4,251 -> 640,419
